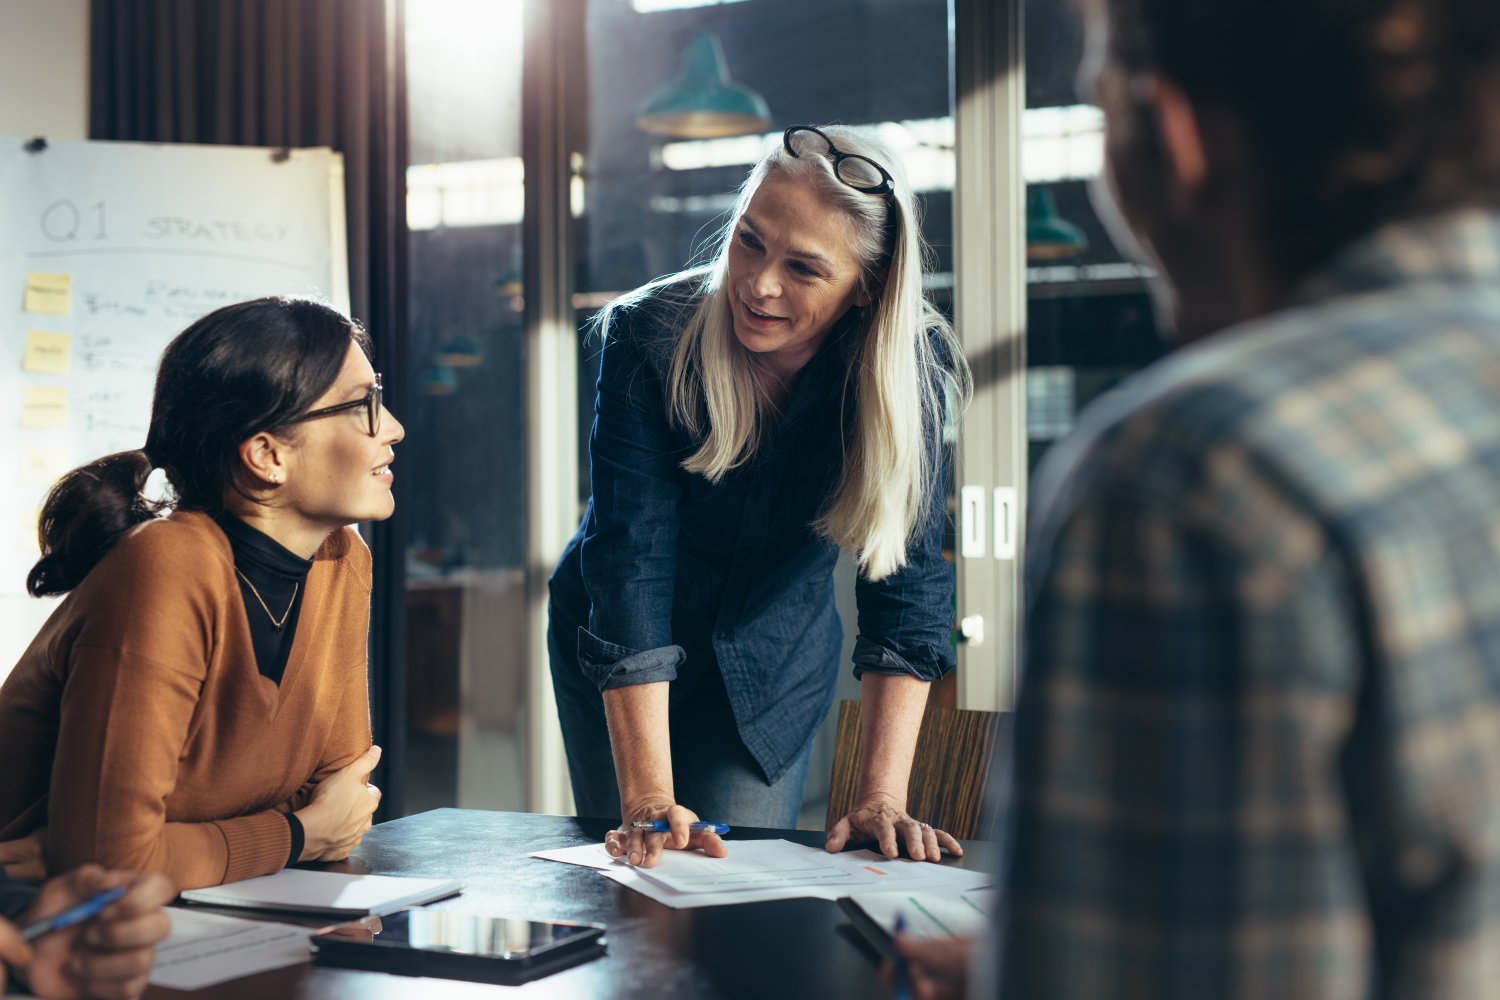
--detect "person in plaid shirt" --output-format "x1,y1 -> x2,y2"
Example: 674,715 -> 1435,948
897,0 -> 1500,997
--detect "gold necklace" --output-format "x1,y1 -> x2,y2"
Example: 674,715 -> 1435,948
234,567 -> 299,631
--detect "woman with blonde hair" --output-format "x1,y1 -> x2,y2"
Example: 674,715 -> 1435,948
548,124 -> 971,867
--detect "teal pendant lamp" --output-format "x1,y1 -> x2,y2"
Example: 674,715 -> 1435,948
637,33 -> 772,139
418,363 -> 459,396
1026,187 -> 1089,261
434,334 -> 484,368
492,245 -> 524,299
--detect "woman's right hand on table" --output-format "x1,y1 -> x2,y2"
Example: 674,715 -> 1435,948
604,796 -> 728,868
0,828 -> 46,883
294,745 -> 382,862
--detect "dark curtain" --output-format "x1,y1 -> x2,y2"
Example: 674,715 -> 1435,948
89,0 -> 411,817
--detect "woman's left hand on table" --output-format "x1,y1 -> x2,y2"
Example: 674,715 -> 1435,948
824,793 -> 961,862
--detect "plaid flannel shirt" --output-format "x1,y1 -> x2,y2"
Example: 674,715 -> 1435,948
998,209 -> 1500,999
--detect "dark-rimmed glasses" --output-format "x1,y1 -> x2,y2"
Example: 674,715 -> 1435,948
293,373 -> 383,436
783,125 -> 896,203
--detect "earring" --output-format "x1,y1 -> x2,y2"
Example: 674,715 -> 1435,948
268,472 -> 280,485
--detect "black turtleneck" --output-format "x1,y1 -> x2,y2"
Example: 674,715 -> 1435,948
215,513 -> 312,686
214,512 -> 313,867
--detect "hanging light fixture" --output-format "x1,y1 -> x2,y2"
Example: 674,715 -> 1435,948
418,363 -> 460,396
1026,187 -> 1089,261
637,33 -> 772,139
434,334 -> 484,368
492,244 -> 524,299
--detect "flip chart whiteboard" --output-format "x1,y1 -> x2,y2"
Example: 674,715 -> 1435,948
0,137 -> 348,596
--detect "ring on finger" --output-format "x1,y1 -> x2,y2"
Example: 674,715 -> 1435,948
919,821 -> 932,829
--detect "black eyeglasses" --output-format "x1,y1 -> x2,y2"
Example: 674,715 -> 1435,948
783,125 -> 896,202
293,373 -> 383,436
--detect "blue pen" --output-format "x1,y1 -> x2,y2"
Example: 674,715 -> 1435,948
20,886 -> 127,943
891,912 -> 913,1000
629,820 -> 731,835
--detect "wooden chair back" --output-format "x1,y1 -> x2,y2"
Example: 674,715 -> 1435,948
824,698 -> 1007,841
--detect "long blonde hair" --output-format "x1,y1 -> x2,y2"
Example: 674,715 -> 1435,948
614,126 -> 970,581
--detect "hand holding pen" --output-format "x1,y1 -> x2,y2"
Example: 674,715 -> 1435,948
20,886 -> 126,942
0,864 -> 176,1000
605,799 -> 730,868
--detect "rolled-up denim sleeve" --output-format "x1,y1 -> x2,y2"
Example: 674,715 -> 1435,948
576,307 -> 689,691
577,627 -> 685,690
852,432 -> 957,682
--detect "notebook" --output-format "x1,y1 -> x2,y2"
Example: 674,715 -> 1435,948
179,870 -> 462,917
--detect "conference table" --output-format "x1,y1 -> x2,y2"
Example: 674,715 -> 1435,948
147,808 -> 993,999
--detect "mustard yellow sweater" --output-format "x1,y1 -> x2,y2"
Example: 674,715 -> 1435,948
0,511 -> 372,889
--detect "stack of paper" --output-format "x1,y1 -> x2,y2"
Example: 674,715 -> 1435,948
530,839 -> 991,910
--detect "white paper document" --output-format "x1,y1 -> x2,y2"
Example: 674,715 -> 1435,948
630,840 -> 854,893
532,839 -> 992,910
631,840 -> 989,895
843,887 -> 997,940
179,869 -> 462,916
149,909 -> 311,991
528,843 -> 616,870
597,865 -> 824,910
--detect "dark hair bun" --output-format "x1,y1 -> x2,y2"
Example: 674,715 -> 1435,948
27,450 -> 158,596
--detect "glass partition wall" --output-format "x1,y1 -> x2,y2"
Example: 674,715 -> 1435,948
1022,0 -> 1165,476
403,0 -> 530,813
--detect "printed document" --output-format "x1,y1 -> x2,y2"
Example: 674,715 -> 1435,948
843,887 -> 997,941
532,839 -> 991,910
631,840 -> 989,895
149,909 -> 310,991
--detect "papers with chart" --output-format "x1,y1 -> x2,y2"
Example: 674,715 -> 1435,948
632,840 -> 983,895
149,909 -> 311,991
633,841 -> 852,893
843,887 -> 997,941
531,839 -> 993,910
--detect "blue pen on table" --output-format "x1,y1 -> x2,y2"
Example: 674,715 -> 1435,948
20,886 -> 127,943
891,912 -> 913,1000
629,820 -> 731,836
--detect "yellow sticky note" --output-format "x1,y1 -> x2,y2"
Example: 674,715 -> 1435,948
20,444 -> 68,488
22,273 -> 71,315
16,511 -> 41,560
20,386 -> 67,428
22,331 -> 71,375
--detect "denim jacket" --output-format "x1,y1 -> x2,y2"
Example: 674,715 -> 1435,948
548,283 -> 957,783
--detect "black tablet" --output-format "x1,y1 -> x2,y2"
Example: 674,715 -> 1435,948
310,908 -> 606,985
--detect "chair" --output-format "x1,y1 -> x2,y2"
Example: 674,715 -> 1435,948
824,698 -> 1008,841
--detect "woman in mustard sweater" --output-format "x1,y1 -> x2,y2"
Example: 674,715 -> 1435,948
0,297 -> 404,890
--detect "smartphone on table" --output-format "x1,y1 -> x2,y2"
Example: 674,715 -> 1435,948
311,907 -> 606,985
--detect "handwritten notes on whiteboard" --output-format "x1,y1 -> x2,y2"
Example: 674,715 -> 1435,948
1,138 -> 344,595
20,387 -> 67,428
22,272 -> 71,314
22,331 -> 70,374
